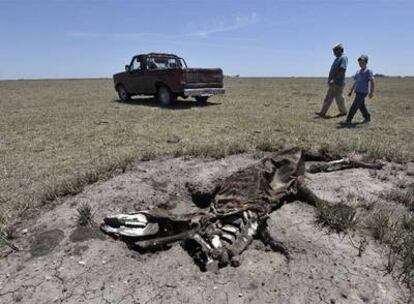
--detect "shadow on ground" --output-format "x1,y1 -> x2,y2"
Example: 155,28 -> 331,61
313,113 -> 347,120
336,121 -> 367,129
113,97 -> 221,110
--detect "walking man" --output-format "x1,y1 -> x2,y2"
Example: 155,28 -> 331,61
316,43 -> 348,118
342,55 -> 375,125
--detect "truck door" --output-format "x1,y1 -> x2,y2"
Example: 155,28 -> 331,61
143,56 -> 181,95
124,56 -> 145,94
142,56 -> 161,94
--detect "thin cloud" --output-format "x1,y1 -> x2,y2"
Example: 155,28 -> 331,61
65,12 -> 302,55
68,12 -> 259,40
187,12 -> 258,37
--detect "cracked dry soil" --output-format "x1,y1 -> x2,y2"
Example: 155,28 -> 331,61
1,152 -> 413,304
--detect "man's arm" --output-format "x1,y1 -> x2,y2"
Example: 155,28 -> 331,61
329,68 -> 346,85
369,79 -> 375,98
348,81 -> 355,96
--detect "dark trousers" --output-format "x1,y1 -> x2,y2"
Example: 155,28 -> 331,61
346,93 -> 370,123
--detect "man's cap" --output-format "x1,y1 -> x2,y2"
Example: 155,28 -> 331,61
358,54 -> 369,62
332,43 -> 344,50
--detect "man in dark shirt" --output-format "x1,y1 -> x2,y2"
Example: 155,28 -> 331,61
316,43 -> 348,117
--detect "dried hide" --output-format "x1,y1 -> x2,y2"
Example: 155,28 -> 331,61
213,147 -> 304,217
101,147 -> 314,271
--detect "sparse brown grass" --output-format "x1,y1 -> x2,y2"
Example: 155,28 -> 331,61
380,185 -> 414,211
1,77 -> 414,224
315,202 -> 357,233
367,209 -> 414,290
368,209 -> 397,243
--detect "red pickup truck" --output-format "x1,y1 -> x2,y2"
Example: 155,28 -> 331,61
113,53 -> 225,105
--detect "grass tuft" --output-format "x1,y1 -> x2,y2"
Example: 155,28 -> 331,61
226,142 -> 248,155
184,144 -> 226,159
380,186 -> 414,211
315,202 -> 357,233
397,215 -> 414,290
367,210 -> 414,290
140,151 -> 158,161
255,141 -> 280,152
76,202 -> 94,226
368,210 -> 397,243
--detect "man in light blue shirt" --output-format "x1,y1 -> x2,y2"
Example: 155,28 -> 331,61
343,55 -> 375,125
316,43 -> 348,117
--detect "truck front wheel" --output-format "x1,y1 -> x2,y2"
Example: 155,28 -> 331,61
157,86 -> 175,106
117,84 -> 130,102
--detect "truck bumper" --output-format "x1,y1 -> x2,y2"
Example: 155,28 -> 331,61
183,88 -> 225,97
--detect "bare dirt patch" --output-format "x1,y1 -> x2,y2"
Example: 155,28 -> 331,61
1,153 -> 413,303
30,229 -> 65,258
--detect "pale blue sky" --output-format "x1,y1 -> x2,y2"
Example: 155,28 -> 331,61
1,0 -> 413,79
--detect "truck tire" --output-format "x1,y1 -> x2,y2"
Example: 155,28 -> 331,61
195,96 -> 209,103
157,86 -> 175,106
117,84 -> 130,102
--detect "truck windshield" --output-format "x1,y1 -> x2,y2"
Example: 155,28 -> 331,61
147,56 -> 184,70
179,58 -> 187,68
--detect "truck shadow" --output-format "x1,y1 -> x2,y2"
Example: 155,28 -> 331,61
113,97 -> 221,110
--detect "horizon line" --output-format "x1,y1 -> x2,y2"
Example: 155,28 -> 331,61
0,75 -> 412,81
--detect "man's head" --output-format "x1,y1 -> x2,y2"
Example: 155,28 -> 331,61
358,55 -> 368,68
332,43 -> 344,57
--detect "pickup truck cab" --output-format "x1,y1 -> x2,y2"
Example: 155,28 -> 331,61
113,53 -> 225,105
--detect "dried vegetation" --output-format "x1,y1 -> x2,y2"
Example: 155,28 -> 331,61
315,202 -> 357,233
367,207 -> 414,291
0,77 -> 413,226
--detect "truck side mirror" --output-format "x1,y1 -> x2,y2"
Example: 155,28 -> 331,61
125,65 -> 130,72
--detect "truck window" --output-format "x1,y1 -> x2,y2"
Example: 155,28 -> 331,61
178,58 -> 187,68
167,58 -> 181,69
147,56 -> 181,70
147,57 -> 158,70
132,58 -> 142,71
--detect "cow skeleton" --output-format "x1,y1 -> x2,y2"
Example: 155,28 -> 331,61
101,147 -> 333,271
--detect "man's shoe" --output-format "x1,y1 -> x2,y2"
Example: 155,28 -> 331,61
362,119 -> 371,124
340,121 -> 352,127
315,112 -> 328,118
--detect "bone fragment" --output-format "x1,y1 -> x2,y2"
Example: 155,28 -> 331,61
135,229 -> 198,249
206,259 -> 219,273
221,225 -> 239,235
104,213 -> 148,227
307,158 -> 383,173
211,235 -> 222,248
221,233 -> 236,243
193,233 -> 213,252
101,222 -> 159,237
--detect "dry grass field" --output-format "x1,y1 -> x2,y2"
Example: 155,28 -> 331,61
1,77 -> 413,225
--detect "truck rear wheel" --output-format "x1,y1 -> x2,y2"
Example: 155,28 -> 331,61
157,86 -> 175,106
195,96 -> 209,103
117,84 -> 130,102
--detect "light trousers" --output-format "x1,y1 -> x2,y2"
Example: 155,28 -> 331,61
320,84 -> 347,115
